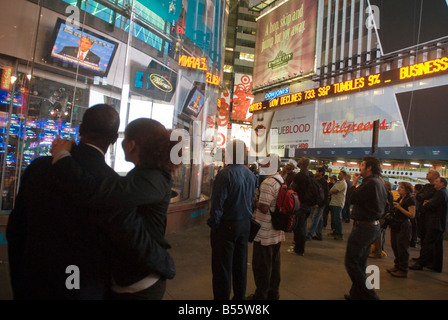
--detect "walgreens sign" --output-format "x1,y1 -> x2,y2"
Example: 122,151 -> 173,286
321,119 -> 389,137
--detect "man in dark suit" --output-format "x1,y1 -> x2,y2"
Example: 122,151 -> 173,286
410,177 -> 448,273
6,104 -> 175,299
58,36 -> 101,65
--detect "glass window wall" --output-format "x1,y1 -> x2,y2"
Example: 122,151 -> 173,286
0,0 -> 227,212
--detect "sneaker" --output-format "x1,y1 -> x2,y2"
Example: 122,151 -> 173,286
287,248 -> 304,256
390,270 -> 408,278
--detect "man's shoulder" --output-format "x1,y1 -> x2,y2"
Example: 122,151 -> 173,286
72,145 -> 117,177
87,50 -> 100,62
60,46 -> 77,53
293,169 -> 311,181
262,174 -> 283,188
26,156 -> 53,172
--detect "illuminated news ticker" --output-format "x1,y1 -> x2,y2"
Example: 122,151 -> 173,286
250,56 -> 448,112
178,54 -> 220,86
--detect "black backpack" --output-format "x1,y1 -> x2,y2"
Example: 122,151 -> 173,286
302,175 -> 325,207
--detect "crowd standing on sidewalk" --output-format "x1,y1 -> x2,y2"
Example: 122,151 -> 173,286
246,155 -> 447,300
6,114 -> 448,300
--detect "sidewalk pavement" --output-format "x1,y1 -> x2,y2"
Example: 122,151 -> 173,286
164,219 -> 448,300
1,219 -> 447,300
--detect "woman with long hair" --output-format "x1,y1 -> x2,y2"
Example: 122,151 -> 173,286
386,181 -> 416,278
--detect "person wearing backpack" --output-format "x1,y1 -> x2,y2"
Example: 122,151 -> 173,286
289,157 -> 315,255
247,154 -> 285,300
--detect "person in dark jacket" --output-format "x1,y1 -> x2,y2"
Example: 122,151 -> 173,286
50,118 -> 180,299
410,177 -> 448,273
414,170 -> 439,259
6,105 -> 174,300
344,156 -> 389,300
208,139 -> 256,300
386,182 -> 416,278
289,157 -> 314,255
58,36 -> 101,65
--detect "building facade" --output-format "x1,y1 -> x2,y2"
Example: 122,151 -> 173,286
249,0 -> 448,185
0,0 -> 228,240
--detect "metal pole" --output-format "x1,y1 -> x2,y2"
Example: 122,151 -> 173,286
15,0 -> 43,197
0,59 -> 19,212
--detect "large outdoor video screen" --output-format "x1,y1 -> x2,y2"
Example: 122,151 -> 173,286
49,18 -> 119,77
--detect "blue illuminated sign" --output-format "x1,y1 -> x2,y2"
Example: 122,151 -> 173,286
264,87 -> 289,100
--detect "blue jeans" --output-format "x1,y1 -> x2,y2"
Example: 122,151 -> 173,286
345,223 -> 381,300
330,206 -> 343,236
307,206 -> 324,240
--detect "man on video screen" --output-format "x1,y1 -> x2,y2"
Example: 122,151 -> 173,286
58,36 -> 101,66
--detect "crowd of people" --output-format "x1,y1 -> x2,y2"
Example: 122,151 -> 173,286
210,148 -> 448,301
5,104 -> 448,300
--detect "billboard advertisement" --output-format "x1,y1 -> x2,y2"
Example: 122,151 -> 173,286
231,123 -> 252,151
252,0 -> 317,89
231,74 -> 254,122
250,104 -> 315,157
270,73 -> 448,160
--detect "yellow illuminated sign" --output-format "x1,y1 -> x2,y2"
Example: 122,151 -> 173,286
178,54 -> 220,86
178,54 -> 207,71
250,56 -> 448,112
399,57 -> 448,79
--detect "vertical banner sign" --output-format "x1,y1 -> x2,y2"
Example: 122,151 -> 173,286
253,0 -> 318,89
231,74 -> 254,122
217,92 -> 231,148
1,67 -> 13,90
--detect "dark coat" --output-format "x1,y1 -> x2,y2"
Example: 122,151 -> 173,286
58,46 -> 101,65
423,187 -> 448,232
6,143 -> 174,299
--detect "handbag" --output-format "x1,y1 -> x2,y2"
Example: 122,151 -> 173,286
249,216 -> 261,243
